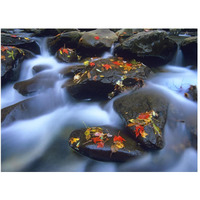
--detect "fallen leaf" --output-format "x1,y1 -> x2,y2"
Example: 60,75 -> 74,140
1,55 -> 6,60
63,48 -> 69,54
111,144 -> 119,153
24,37 -> 30,40
112,61 -> 121,66
115,141 -> 125,149
83,60 -> 90,66
70,137 -> 80,144
135,125 -> 144,137
87,72 -> 91,79
113,135 -> 126,143
89,62 -> 95,67
92,137 -> 103,144
138,112 -> 150,119
97,142 -> 104,148
94,36 -> 100,40
11,35 -> 17,37
103,64 -> 112,70
93,75 -> 98,81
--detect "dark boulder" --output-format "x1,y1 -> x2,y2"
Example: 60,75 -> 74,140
55,47 -> 77,63
14,71 -> 59,96
68,126 -> 146,162
114,30 -> 178,67
47,31 -> 83,55
77,29 -> 118,57
180,37 -> 197,65
1,46 -> 34,85
62,57 -> 153,100
114,88 -> 169,150
1,33 -> 40,54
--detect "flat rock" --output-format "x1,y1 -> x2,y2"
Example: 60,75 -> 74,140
77,29 -> 118,57
62,57 -> 153,100
1,33 -> 40,54
69,126 -> 146,162
114,88 -> 169,150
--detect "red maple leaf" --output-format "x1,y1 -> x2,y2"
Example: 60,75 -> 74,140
103,64 -> 112,70
11,35 -> 17,37
135,125 -> 144,137
94,36 -> 100,40
113,135 -> 126,143
92,137 -> 103,144
138,113 -> 150,119
97,142 -> 104,148
126,63 -> 132,66
112,61 -> 121,66
62,48 -> 69,54
1,46 -> 9,52
89,62 -> 95,67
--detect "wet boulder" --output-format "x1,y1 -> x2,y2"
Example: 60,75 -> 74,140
1,33 -> 40,54
68,126 -> 146,162
180,37 -> 197,66
55,47 -> 77,63
62,57 -> 153,100
32,64 -> 52,74
184,85 -> 197,102
114,30 -> 177,67
14,71 -> 59,96
114,88 -> 169,150
77,29 -> 118,57
47,31 -> 83,55
1,46 -> 34,85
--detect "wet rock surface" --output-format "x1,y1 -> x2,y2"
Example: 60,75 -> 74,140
114,30 -> 177,67
55,47 -> 77,63
114,89 -> 169,150
77,29 -> 118,57
32,64 -> 52,74
47,31 -> 83,55
14,71 -> 59,96
62,57 -> 153,100
180,36 -> 197,66
1,46 -> 34,85
1,33 -> 40,54
69,126 -> 146,162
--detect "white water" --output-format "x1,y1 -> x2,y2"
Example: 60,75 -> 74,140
1,37 -> 197,172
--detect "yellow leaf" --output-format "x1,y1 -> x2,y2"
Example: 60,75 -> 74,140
60,50 -> 63,55
83,60 -> 90,66
24,37 -> 30,40
70,137 -> 80,144
141,130 -> 148,138
115,141 -> 124,149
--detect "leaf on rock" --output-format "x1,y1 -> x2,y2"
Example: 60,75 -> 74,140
89,62 -> 95,67
63,48 -> 69,54
113,135 -> 126,143
70,137 -> 80,144
1,55 -> 6,60
103,64 -> 112,70
135,125 -> 144,137
92,137 -> 103,144
94,36 -> 100,40
97,142 -> 104,148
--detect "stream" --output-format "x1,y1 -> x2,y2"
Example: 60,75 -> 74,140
1,36 -> 197,172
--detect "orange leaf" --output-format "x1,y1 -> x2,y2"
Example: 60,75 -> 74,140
112,61 -> 121,66
89,62 -> 95,67
1,46 -> 9,52
11,35 -> 17,37
63,48 -> 69,54
135,125 -> 144,137
103,64 -> 112,70
94,36 -> 100,40
113,135 -> 126,143
1,55 -> 6,60
138,113 -> 150,119
97,142 -> 104,148
92,137 -> 103,144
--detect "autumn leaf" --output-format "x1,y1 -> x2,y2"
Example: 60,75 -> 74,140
1,46 -> 9,52
112,61 -> 121,66
7,50 -> 15,60
89,62 -> 95,67
1,55 -> 6,60
92,137 -> 103,144
138,112 -> 150,119
97,142 -> 104,148
135,125 -> 144,137
70,137 -> 80,144
87,72 -> 91,79
24,37 -> 30,40
111,144 -> 119,153
83,60 -> 90,66
94,36 -> 100,40
93,75 -> 98,81
63,48 -> 69,54
11,35 -> 17,37
152,122 -> 161,135
103,64 -> 112,70
113,135 -> 126,143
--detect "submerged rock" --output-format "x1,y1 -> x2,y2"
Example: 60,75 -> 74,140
1,46 -> 34,85
1,33 -> 40,54
114,89 -> 169,150
14,71 -> 59,96
62,57 -> 153,100
47,31 -> 83,55
69,126 -> 146,162
77,29 -> 118,57
114,30 -> 177,67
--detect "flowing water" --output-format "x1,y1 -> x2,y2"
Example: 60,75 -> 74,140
1,37 -> 197,172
